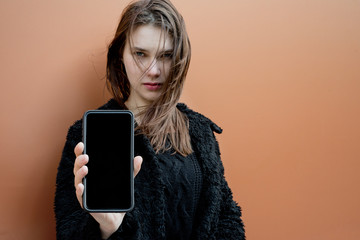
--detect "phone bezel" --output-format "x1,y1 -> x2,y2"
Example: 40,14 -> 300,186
82,110 -> 134,212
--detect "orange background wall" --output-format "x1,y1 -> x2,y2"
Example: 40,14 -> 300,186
1,0 -> 359,239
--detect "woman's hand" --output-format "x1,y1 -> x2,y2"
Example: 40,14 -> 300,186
73,142 -> 143,239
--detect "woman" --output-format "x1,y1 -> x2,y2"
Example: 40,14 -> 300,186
54,0 -> 245,239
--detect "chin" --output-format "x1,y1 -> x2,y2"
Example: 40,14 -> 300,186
143,95 -> 161,103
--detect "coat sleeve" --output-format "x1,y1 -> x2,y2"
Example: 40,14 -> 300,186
54,121 -> 104,239
54,121 -> 131,240
211,124 -> 246,240
216,177 -> 246,239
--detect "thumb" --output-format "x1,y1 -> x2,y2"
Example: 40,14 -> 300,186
133,156 -> 143,177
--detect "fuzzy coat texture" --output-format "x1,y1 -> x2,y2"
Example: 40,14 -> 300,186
54,99 -> 245,240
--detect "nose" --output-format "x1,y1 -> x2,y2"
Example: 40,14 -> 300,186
147,60 -> 161,78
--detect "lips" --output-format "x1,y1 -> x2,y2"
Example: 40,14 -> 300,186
143,82 -> 163,91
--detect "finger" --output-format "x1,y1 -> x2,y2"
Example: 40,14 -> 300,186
73,154 -> 89,175
75,183 -> 84,208
74,165 -> 88,188
133,156 -> 143,177
74,142 -> 84,157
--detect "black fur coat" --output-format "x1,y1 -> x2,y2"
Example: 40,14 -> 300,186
54,99 -> 245,239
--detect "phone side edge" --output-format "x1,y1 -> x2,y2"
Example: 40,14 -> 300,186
82,111 -> 90,212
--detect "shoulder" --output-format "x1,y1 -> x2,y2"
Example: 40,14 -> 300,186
66,99 -> 122,139
97,98 -> 122,110
177,103 -> 223,134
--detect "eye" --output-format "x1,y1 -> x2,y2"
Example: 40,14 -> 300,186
160,52 -> 173,59
134,51 -> 145,57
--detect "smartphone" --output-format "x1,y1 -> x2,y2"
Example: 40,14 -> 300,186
82,110 -> 134,212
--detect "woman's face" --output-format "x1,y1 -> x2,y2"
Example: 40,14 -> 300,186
123,24 -> 173,109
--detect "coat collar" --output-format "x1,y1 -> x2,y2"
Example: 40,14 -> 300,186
100,99 -> 223,134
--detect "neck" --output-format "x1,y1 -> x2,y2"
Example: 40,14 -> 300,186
124,100 -> 148,123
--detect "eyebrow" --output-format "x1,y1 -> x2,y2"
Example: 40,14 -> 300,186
133,47 -> 148,52
133,46 -> 173,53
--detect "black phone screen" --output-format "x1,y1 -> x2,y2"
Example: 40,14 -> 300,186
83,110 -> 134,212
